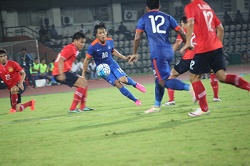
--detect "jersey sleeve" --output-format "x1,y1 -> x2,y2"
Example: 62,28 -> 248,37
169,15 -> 180,31
136,18 -> 145,32
60,46 -> 74,60
14,61 -> 23,72
86,45 -> 94,59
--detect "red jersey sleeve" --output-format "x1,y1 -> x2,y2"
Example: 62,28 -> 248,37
60,46 -> 74,60
184,4 -> 195,20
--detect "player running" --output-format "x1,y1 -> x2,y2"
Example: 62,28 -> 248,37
82,23 -> 146,106
53,32 -> 93,113
0,49 -> 35,113
181,0 -> 250,116
129,0 -> 194,113
165,16 -> 221,106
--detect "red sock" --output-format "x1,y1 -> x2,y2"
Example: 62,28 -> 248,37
11,94 -> 18,109
167,89 -> 174,101
69,88 -> 84,110
210,73 -> 219,98
20,101 -> 32,112
80,87 -> 87,110
225,74 -> 250,91
192,81 -> 209,112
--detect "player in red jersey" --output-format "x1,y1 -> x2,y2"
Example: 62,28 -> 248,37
0,49 -> 35,113
165,16 -> 221,106
180,0 -> 250,116
53,31 -> 93,113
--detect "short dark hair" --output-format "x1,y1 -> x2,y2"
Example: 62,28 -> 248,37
72,31 -> 85,42
180,16 -> 187,24
146,0 -> 160,10
0,49 -> 7,55
94,22 -> 106,35
22,48 -> 26,51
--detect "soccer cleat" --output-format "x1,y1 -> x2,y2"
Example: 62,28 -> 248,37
9,109 -> 16,113
213,98 -> 222,102
188,108 -> 211,117
83,107 -> 94,111
135,83 -> 146,93
164,101 -> 175,106
144,106 -> 161,114
68,109 -> 81,113
30,99 -> 36,111
135,100 -> 142,106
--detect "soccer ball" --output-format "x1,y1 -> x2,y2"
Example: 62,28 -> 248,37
96,63 -> 110,77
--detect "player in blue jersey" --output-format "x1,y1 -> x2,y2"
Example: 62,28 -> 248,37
82,23 -> 146,106
129,0 -> 194,113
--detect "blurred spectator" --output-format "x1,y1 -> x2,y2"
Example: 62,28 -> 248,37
235,10 -> 245,24
117,22 -> 127,34
85,30 -> 94,43
30,58 -> 40,86
80,24 -> 88,34
47,59 -> 57,85
223,11 -> 234,25
39,59 -> 52,85
19,48 -> 35,88
87,59 -> 97,80
39,25 -> 48,43
71,59 -> 81,75
50,25 -> 58,39
241,50 -> 249,63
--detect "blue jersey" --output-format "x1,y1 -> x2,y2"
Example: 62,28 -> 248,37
86,38 -> 116,66
136,10 -> 180,59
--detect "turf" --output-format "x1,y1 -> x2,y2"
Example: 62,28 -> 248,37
0,75 -> 250,166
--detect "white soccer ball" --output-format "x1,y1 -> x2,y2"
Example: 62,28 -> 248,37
96,63 -> 110,78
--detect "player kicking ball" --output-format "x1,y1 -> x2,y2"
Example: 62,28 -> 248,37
82,23 -> 146,106
0,49 -> 35,113
53,32 -> 93,113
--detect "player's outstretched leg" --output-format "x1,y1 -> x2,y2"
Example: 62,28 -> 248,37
119,86 -> 141,106
210,73 -> 221,102
125,77 -> 146,93
145,80 -> 164,113
224,74 -> 250,91
78,86 -> 94,111
19,99 -> 36,112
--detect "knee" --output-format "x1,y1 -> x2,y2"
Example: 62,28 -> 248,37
118,76 -> 127,83
189,74 -> 200,83
114,81 -> 123,89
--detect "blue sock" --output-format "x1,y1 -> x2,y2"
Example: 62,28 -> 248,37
165,79 -> 190,91
126,77 -> 137,86
119,86 -> 137,102
154,79 -> 165,107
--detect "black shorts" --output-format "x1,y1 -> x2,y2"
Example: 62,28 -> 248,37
174,59 -> 192,75
190,48 -> 226,74
9,82 -> 27,105
54,71 -> 79,87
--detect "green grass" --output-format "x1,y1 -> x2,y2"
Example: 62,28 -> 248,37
0,75 -> 250,166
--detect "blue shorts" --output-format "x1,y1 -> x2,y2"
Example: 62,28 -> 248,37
104,62 -> 126,86
190,48 -> 226,74
152,56 -> 172,82
54,71 -> 79,87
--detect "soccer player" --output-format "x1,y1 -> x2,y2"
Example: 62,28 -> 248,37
52,32 -> 93,113
82,23 -> 146,106
180,0 -> 250,116
0,49 -> 35,113
165,16 -> 221,106
129,0 -> 194,113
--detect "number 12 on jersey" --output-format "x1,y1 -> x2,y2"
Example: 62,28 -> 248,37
148,15 -> 166,34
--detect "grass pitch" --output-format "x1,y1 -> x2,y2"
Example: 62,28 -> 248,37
0,75 -> 250,166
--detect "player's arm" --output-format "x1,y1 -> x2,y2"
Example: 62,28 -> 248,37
176,28 -> 186,43
82,55 -> 91,78
17,69 -> 26,90
129,30 -> 143,63
216,24 -> 224,43
172,39 -> 182,52
180,19 -> 194,54
112,49 -> 129,61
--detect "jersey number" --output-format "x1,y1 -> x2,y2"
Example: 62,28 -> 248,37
5,74 -> 11,80
148,15 -> 166,34
203,11 -> 213,32
102,52 -> 108,59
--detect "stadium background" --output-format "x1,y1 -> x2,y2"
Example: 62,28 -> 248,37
0,0 -> 249,91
